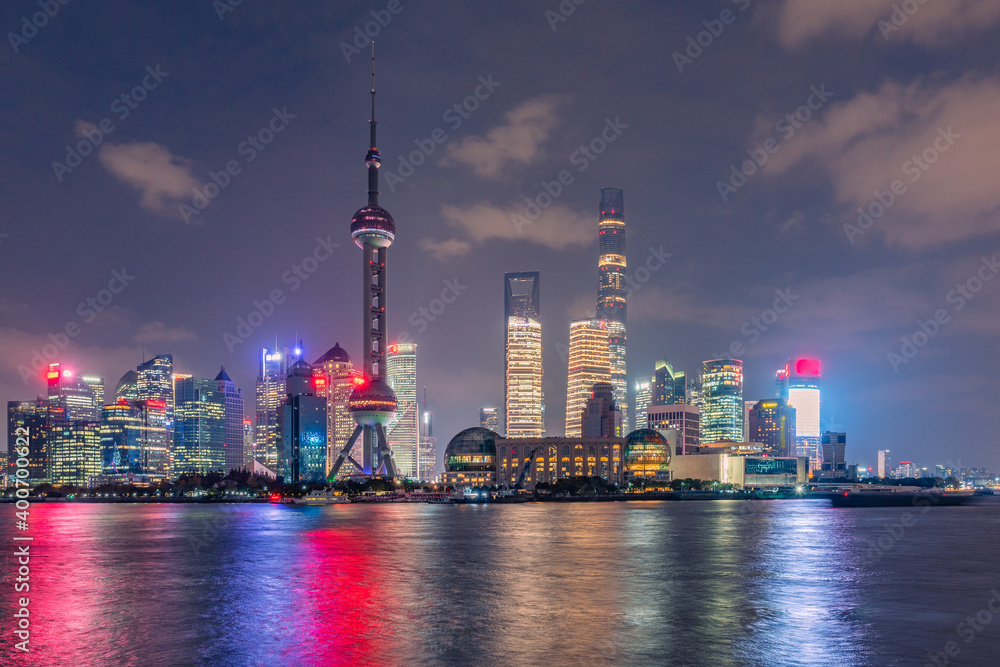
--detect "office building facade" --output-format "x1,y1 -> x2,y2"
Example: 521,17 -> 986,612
596,187 -> 628,431
173,376 -> 226,476
386,343 -> 418,478
700,359 -> 744,444
564,319 -> 610,437
748,399 -> 797,457
504,271 -> 541,436
647,404 -> 701,455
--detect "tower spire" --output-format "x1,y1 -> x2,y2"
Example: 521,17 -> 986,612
365,42 -> 381,206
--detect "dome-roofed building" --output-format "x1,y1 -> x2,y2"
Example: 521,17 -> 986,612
314,342 -> 352,366
624,428 -> 671,481
442,427 -> 500,487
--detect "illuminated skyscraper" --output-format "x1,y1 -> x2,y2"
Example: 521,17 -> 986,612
44,363 -> 102,421
565,319 -> 610,437
215,367 -> 245,473
777,358 -> 821,468
479,407 -> 499,431
49,420 -> 101,486
418,388 -> 437,481
633,378 -> 652,430
314,343 -> 363,477
506,316 -> 543,437
329,53 -> 401,480
877,449 -> 892,478
114,370 -> 138,402
504,271 -> 540,435
174,375 -> 226,476
700,359 -> 744,444
386,342 -> 418,478
596,187 -> 628,431
242,418 -> 255,468
101,402 -> 143,478
8,400 -> 53,485
748,398 -> 796,457
136,355 -> 173,478
279,359 -> 327,482
255,345 -> 297,473
651,359 -> 686,406
647,404 -> 701,455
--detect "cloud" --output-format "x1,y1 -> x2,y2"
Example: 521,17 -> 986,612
132,321 -> 198,344
762,77 -> 1000,249
421,201 -> 592,260
440,97 -> 561,178
97,140 -> 199,213
776,0 -> 1000,47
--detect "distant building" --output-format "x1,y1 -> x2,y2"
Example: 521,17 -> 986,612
8,400 -> 53,485
100,402 -> 144,479
896,460 -> 916,479
646,404 -> 701,455
45,363 -> 103,422
279,359 -> 327,483
670,453 -> 808,488
652,359 -> 686,406
495,436 -> 625,489
504,271 -> 541,436
878,449 -> 892,478
314,343 -> 364,477
174,376 -> 226,477
255,346 -> 297,475
386,343 -> 418,478
418,391 -> 437,482
479,407 -> 499,432
136,355 -> 174,479
777,359 -> 822,468
114,370 -> 138,402
596,188 -> 629,431
633,378 -> 652,430
564,319 -> 610,437
581,382 -> 623,438
505,316 -> 543,438
242,419 -> 255,468
821,432 -> 847,475
215,367 -> 244,473
748,399 -> 796,457
443,427 -> 501,487
700,359 -> 743,444
48,420 -> 101,486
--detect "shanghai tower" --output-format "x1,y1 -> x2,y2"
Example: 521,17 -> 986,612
596,187 -> 628,432
328,48 -> 399,480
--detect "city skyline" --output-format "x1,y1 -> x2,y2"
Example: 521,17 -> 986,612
2,1 -> 1000,473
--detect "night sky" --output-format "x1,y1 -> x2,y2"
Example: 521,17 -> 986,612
2,0 -> 999,472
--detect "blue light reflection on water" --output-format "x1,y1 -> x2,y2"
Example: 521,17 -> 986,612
1,499 -> 999,666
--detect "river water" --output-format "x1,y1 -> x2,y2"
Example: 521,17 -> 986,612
1,499 -> 999,666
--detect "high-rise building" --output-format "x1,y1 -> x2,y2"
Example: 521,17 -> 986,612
748,399 -> 797,457
896,460 -> 916,479
743,400 -> 755,442
700,359 -> 744,444
328,61 -> 401,480
49,420 -> 101,486
114,370 -> 138,402
8,400 -> 51,485
581,382 -> 623,438
505,316 -> 544,438
596,187 -> 628,431
877,449 -> 892,478
633,378 -> 652,430
386,342 -> 418,478
255,346 -> 297,472
136,355 -> 174,477
646,404 -> 701,455
777,359 -> 821,467
418,388 -> 437,482
687,375 -> 703,409
215,367 -> 245,473
821,432 -> 847,474
173,375 -> 226,476
279,359 -> 327,482
651,359 -> 688,406
314,343 -> 364,477
44,363 -> 102,421
101,402 -> 144,478
504,271 -> 540,435
242,419 -> 255,468
479,407 -> 499,431
564,319 -> 610,437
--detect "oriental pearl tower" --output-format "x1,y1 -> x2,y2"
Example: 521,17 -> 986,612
329,47 -> 398,480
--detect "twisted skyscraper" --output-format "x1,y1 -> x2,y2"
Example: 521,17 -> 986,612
596,188 -> 628,431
